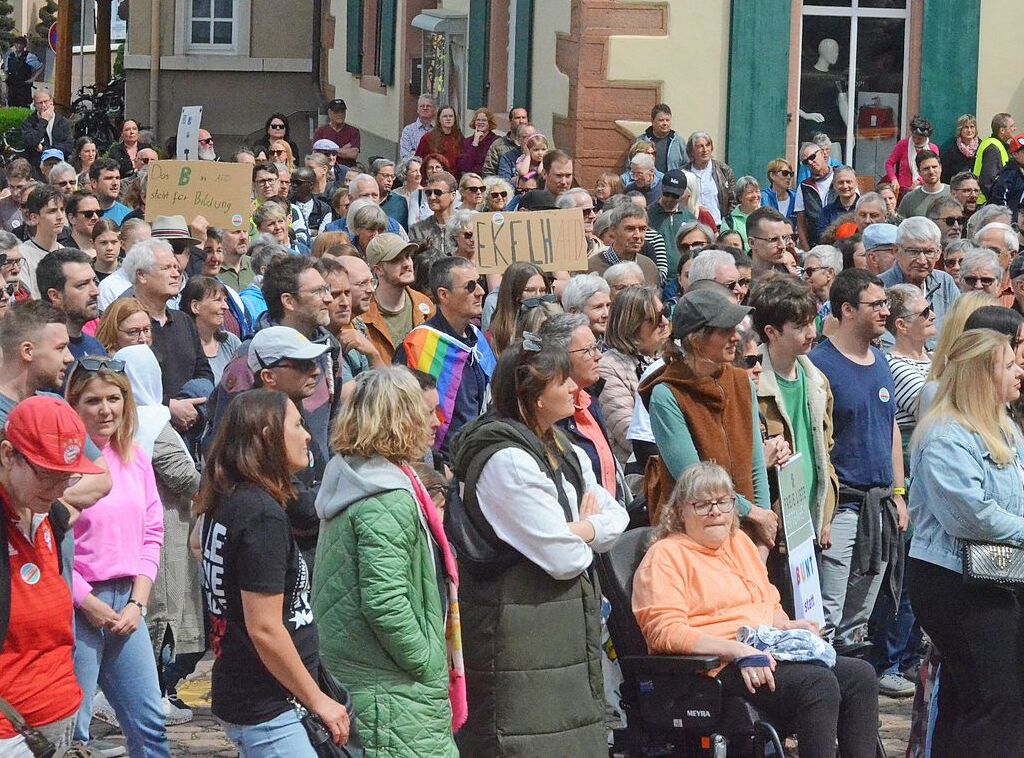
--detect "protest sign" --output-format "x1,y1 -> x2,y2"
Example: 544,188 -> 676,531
472,208 -> 588,274
176,106 -> 203,161
777,454 -> 826,626
145,161 -> 252,230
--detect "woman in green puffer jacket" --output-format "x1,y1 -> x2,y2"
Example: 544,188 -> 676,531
312,367 -> 461,757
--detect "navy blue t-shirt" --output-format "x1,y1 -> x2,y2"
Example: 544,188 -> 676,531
809,340 -> 895,494
68,332 -> 107,362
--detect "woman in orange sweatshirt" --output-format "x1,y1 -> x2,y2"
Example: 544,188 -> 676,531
632,462 -> 878,758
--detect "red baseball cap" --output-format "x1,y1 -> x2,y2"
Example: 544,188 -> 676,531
4,396 -> 104,475
1009,134 -> 1024,153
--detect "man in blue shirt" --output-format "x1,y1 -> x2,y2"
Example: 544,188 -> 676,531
809,268 -> 908,652
89,159 -> 132,226
35,248 -> 105,360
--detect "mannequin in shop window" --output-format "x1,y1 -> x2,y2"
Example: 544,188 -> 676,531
800,38 -> 849,158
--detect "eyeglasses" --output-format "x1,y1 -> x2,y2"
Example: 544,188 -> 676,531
74,209 -> 100,218
269,123 -> 286,129
938,216 -> 963,227
900,247 -> 939,260
17,452 -> 81,489
2,256 -> 21,269
569,343 -> 601,358
749,234 -> 793,247
687,496 -> 736,516
490,191 -> 508,200
963,275 -> 998,288
424,188 -> 451,198
119,325 -> 152,339
255,177 -> 278,185
944,255 -> 964,268
912,128 -> 932,136
520,294 -> 557,311
299,285 -> 333,299
800,150 -> 821,166
677,240 -> 708,253
271,358 -> 319,374
463,185 -> 484,193
914,305 -> 933,320
858,298 -> 889,312
802,266 -> 823,278
55,178 -> 77,187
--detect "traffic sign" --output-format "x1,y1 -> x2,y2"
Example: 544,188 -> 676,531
48,22 -> 58,53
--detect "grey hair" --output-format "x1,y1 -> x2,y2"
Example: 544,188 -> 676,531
658,461 -> 737,539
608,203 -> 647,228
966,204 -> 1012,240
0,230 -> 19,253
943,238 -> 974,257
347,172 -> 378,196
973,222 -> 1020,253
346,198 -> 388,232
371,158 -> 395,174
630,153 -> 655,170
805,244 -> 843,272
812,133 -> 832,148
603,261 -> 645,286
856,192 -> 887,213
734,175 -> 760,197
395,156 -> 421,184
538,312 -> 591,351
688,250 -> 735,284
122,238 -> 174,283
686,131 -> 713,156
252,199 -> 287,228
445,209 -> 476,246
249,235 -> 290,275
417,93 -> 436,106
482,175 -> 514,198
561,273 -> 610,312
593,213 -> 614,238
960,248 -> 1003,280
799,141 -> 818,159
834,165 -> 857,181
925,197 -> 964,220
304,152 -> 330,170
274,162 -> 289,176
886,283 -> 925,326
896,216 -> 942,247
47,161 -> 76,182
674,220 -> 716,248
555,187 -> 593,210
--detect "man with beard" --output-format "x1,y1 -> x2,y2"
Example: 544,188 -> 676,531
35,248 -> 104,359
950,171 -> 981,226
89,158 -> 131,226
197,130 -> 218,162
362,234 -> 433,362
588,204 -> 660,288
217,227 -> 253,292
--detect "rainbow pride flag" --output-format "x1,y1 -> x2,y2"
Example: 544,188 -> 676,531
402,325 -> 495,449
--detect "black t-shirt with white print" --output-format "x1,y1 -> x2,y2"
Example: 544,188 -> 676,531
201,482 -> 319,725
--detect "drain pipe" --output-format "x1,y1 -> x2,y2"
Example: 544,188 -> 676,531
149,0 -> 160,131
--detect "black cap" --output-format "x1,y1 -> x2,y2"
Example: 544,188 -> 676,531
672,288 -> 751,341
518,190 -> 558,211
327,98 -> 347,112
661,169 -> 688,197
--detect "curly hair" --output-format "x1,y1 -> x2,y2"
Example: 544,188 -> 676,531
655,461 -> 738,541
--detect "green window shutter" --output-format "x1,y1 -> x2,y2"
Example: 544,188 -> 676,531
378,0 -> 398,86
512,0 -> 533,110
467,0 -> 491,109
726,0 -> 791,180
920,2 -> 979,148
346,0 -> 363,75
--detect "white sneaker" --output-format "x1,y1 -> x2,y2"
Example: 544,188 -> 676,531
92,692 -> 120,729
162,695 -> 194,725
878,671 -> 916,697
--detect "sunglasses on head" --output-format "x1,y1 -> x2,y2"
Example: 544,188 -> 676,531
74,356 -> 126,374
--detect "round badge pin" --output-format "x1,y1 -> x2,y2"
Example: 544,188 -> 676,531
20,562 -> 40,585
492,213 -> 504,226
231,213 -> 244,228
418,302 -> 431,316
878,387 -> 890,403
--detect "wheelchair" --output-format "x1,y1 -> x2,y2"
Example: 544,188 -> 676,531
596,527 -> 888,757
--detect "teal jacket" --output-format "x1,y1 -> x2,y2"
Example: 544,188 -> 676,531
312,455 -> 457,757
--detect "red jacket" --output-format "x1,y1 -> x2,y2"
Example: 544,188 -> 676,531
884,137 -> 939,195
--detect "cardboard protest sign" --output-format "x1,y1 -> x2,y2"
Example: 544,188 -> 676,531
777,454 -> 826,626
472,208 -> 588,274
145,161 -> 252,230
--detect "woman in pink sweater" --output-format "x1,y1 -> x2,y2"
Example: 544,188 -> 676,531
65,357 -> 170,756
632,462 -> 878,758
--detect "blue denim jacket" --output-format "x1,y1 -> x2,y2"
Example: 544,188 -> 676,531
909,420 -> 1024,573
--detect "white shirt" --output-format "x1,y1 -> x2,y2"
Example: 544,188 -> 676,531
693,163 -> 721,225
792,171 -> 835,214
474,444 -> 629,581
18,239 -> 53,300
98,268 -> 132,312
627,358 -> 664,445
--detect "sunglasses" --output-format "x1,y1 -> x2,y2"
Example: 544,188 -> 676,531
269,123 -> 286,129
938,216 -> 963,227
198,137 -> 214,145
74,209 -> 100,218
963,275 -> 997,287
723,277 -> 751,292
424,188 -> 450,198
775,169 -> 793,177
520,294 -> 557,311
272,358 -> 319,374
449,279 -> 482,294
741,354 -> 762,369
75,356 -> 126,373
490,191 -> 508,199
463,185 -> 484,193
914,305 -> 933,320
461,231 -> 474,240
800,150 -> 820,166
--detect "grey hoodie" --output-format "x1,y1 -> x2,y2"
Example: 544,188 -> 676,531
315,454 -> 414,520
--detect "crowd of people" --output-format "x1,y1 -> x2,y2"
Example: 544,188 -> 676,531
1,81 -> 1024,758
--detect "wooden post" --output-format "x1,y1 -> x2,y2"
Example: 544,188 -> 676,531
54,0 -> 73,110
95,0 -> 112,85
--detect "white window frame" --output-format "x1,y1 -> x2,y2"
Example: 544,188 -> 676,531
175,0 -> 251,57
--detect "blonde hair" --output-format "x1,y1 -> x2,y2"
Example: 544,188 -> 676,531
65,367 -> 138,464
913,329 -> 1019,466
329,366 -> 434,462
927,291 -> 997,381
95,297 -> 146,354
269,139 -> 295,169
656,461 -> 737,540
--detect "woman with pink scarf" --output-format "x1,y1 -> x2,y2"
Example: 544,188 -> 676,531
941,114 -> 981,182
312,366 -> 463,757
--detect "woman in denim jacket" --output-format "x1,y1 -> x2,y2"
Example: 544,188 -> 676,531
907,328 -> 1024,757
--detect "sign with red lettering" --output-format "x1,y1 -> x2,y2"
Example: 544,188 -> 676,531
472,208 -> 588,274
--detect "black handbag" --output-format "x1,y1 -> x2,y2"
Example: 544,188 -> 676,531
962,541 -> 1024,591
294,667 -> 363,758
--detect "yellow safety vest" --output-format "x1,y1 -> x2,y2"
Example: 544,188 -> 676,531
973,137 -> 1009,204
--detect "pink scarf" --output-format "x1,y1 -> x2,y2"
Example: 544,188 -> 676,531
400,465 -> 468,731
957,136 -> 980,158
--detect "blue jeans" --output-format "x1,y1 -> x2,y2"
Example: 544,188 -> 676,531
221,708 -> 317,757
73,578 -> 170,757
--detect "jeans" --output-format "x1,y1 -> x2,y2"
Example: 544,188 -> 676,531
73,578 -> 170,757
221,708 -> 317,758
717,657 -> 879,758
0,715 -> 74,757
907,557 -> 1024,757
819,509 -> 887,648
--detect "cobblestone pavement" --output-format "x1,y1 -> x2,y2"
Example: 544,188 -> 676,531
91,656 -> 914,756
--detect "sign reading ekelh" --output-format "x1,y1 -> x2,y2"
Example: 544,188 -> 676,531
472,208 -> 589,274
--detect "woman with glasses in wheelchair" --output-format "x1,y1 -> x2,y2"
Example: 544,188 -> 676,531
633,461 -> 879,758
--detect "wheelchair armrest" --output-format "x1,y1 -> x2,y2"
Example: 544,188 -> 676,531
620,653 -> 722,675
